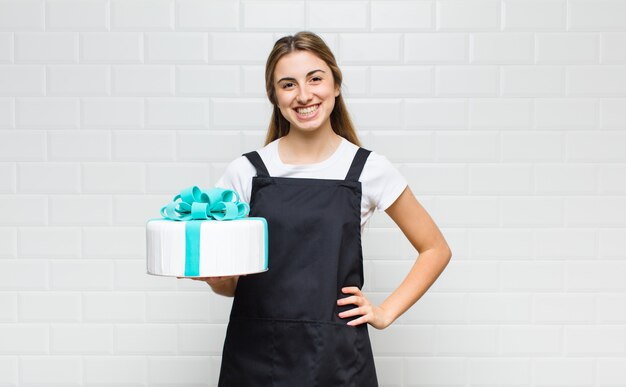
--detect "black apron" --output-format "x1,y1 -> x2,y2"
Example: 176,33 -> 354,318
218,147 -> 378,387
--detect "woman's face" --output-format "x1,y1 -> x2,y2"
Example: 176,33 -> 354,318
273,50 -> 340,135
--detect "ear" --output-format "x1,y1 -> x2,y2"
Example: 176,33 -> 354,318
335,86 -> 340,97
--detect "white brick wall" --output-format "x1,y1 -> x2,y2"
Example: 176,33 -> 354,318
1,0 -> 625,386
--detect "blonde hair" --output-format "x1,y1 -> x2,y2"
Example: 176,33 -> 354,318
263,31 -> 361,147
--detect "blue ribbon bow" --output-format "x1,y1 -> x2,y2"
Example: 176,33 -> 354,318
159,186 -> 250,276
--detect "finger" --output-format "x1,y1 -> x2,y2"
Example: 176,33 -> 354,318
338,306 -> 368,319
347,315 -> 369,326
337,295 -> 362,306
341,286 -> 361,294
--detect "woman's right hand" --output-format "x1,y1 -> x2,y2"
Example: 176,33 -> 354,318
177,275 -> 240,297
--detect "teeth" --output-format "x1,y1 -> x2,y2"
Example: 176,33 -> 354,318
296,104 -> 319,115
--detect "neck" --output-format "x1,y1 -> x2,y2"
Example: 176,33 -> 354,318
279,127 -> 342,164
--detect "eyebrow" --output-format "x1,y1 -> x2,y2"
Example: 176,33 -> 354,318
276,69 -> 325,84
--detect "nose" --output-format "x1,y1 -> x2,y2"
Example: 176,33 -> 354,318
296,84 -> 312,104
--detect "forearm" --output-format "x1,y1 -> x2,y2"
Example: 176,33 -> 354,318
379,245 -> 452,325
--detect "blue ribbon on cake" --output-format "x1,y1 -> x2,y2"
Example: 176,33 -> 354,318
161,186 -> 250,276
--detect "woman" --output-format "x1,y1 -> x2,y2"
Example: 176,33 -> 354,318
195,31 -> 451,386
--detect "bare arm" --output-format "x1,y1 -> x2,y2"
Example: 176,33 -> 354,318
338,185 -> 452,328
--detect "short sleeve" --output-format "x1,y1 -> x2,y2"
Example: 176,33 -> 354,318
361,152 -> 408,212
214,156 -> 256,204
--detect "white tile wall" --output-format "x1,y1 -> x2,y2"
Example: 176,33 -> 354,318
1,0 -> 625,386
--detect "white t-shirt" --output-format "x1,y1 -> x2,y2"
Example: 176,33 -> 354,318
215,137 -> 408,233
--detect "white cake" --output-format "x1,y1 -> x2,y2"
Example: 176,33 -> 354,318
146,217 -> 268,277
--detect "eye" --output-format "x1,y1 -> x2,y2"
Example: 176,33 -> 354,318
281,82 -> 294,89
311,76 -> 322,82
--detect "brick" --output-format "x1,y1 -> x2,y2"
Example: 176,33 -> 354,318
0,98 -> 13,128
177,65 -> 240,96
501,326 -> 561,355
0,324 -> 48,354
243,1 -> 304,29
435,197 -> 498,228
146,32 -> 208,63
83,226 -> 145,259
18,227 -> 82,258
0,0 -> 44,31
148,357 -> 211,384
46,0 -> 108,30
469,164 -> 532,194
179,324 -> 227,354
436,66 -> 498,96
501,66 -> 563,96
83,292 -> 145,322
0,65 -> 45,96
501,197 -> 563,226
405,33 -> 467,63
469,228 -> 533,258
501,132 -> 563,161
146,163 -> 211,193
567,132 -> 626,161
19,292 -> 81,322
112,65 -> 174,96
114,260 -> 178,290
469,98 -> 531,128
111,0 -> 174,30
0,33 -> 12,63
432,261 -> 499,291
82,163 -> 145,193
565,326 -> 626,355
146,292 -> 210,322
569,0 -> 626,31
535,164 -> 596,194
436,132 -> 498,162
80,32 -> 143,63
370,325 -> 435,355
362,228 -> 406,259
49,195 -> 112,225
21,357 -> 82,386
566,261 -> 626,291
405,98 -> 466,129
470,33 -> 533,64
536,229 -> 596,259
567,196 -> 626,224
503,0 -> 566,31
15,98 -> 79,128
601,98 -> 626,128
0,293 -> 17,322
342,99 -> 402,129
370,66 -> 432,96
146,97 -> 209,128
0,357 -> 18,386
568,66 -> 626,96
47,65 -> 110,96
115,324 -> 177,353
535,98 -> 598,128
21,160 -> 82,194
598,359 -> 626,385
437,0 -> 500,31
401,293 -> 467,323
469,294 -> 531,322
370,261 -> 412,292
210,33 -> 274,63
536,33 -> 599,64
176,0 -> 238,30
598,229 -> 626,259
81,98 -> 144,128
501,262 -> 564,291
51,324 -> 113,353
307,1 -> 367,30
211,98 -> 272,129
339,33 -> 401,63
368,132 -> 431,162
112,131 -> 176,161
373,357 -> 403,386
0,227 -> 17,258
50,260 -> 114,290
0,163 -> 16,193
436,326 -> 498,354
0,260 -> 48,290
469,359 -> 530,385
535,293 -> 594,322
372,1 -> 434,31
0,195 -> 47,226
114,194 -> 171,225
601,33 -> 626,63
403,164 -> 466,194
535,359 -> 595,385
83,356 -> 147,385
405,357 -> 465,385
597,295 -> 626,322
15,32 -> 77,63
49,130 -> 110,161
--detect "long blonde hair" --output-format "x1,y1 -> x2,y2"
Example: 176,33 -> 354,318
263,31 -> 361,147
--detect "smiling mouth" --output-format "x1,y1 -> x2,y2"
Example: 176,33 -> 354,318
294,103 -> 320,115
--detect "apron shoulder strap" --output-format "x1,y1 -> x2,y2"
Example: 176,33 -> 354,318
242,151 -> 270,178
345,147 -> 371,182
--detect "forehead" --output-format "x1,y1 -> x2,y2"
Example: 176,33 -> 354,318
274,51 -> 329,78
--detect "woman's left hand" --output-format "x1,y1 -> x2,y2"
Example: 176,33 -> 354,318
337,286 -> 394,329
